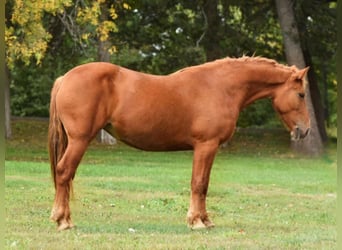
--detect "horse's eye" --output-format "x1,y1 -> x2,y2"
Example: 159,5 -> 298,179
298,93 -> 305,99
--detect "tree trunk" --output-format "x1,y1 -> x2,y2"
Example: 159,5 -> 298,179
201,0 -> 221,61
275,0 -> 323,156
5,65 -> 12,139
96,37 -> 117,145
96,4 -> 116,145
302,48 -> 328,142
295,5 -> 328,142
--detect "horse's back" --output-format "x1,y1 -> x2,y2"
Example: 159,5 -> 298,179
63,62 -> 120,85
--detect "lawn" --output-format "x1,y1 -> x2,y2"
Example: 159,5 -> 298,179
5,119 -> 337,249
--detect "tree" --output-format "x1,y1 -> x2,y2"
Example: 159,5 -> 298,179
275,0 -> 323,155
200,0 -> 221,61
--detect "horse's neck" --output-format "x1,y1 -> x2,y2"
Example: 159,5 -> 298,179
231,64 -> 291,108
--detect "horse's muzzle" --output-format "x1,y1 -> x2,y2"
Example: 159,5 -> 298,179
291,126 -> 310,141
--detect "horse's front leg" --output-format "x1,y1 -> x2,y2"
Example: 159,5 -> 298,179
187,140 -> 218,229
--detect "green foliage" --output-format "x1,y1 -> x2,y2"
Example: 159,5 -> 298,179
237,99 -> 282,128
9,42 -> 90,116
112,1 -> 207,74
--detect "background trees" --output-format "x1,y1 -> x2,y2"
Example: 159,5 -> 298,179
5,0 -> 337,153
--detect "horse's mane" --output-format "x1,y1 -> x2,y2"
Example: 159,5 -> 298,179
228,56 -> 277,65
173,56 -> 296,74
218,56 -> 296,71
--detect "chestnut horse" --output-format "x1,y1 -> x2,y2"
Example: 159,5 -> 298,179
49,56 -> 310,231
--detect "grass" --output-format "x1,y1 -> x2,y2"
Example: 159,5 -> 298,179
5,119 -> 337,249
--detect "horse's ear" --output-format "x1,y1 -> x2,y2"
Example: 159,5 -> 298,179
296,67 -> 310,80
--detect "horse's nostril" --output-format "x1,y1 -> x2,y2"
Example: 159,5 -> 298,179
304,128 -> 310,137
300,128 -> 310,139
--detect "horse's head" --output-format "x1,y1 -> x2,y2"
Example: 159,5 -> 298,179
272,66 -> 310,141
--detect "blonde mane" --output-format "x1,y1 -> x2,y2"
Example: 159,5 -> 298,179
173,55 -> 297,76
219,56 -> 297,71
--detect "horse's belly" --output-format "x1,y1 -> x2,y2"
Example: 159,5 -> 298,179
126,140 -> 192,151
107,123 -> 192,151
120,132 -> 193,151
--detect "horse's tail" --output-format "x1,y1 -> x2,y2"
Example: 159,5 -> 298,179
48,76 -> 68,190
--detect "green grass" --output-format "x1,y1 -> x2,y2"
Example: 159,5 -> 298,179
5,119 -> 337,249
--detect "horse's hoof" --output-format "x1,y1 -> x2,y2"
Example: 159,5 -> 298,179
190,218 -> 207,230
203,218 -> 215,228
57,219 -> 75,231
57,222 -> 74,231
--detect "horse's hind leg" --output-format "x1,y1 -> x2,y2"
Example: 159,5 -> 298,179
50,138 -> 89,231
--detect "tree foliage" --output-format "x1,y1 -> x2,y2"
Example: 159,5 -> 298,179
5,0 -> 67,68
5,0 -> 119,68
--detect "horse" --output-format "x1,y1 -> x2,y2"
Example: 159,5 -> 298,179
48,56 -> 310,231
